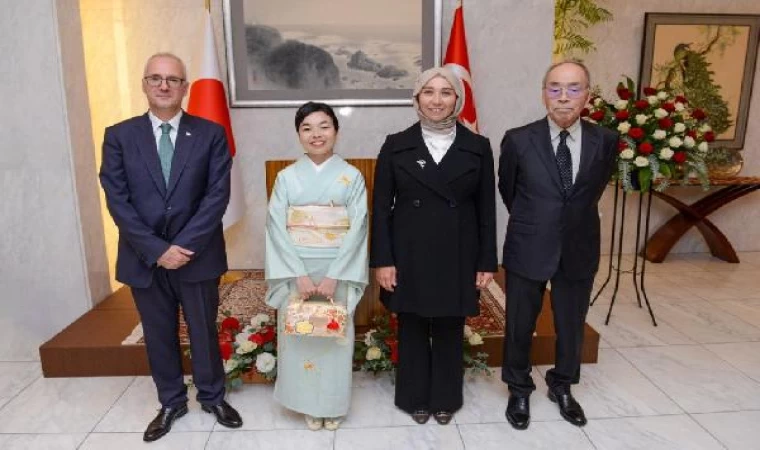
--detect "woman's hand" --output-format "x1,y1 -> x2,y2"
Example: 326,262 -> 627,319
475,272 -> 494,289
316,277 -> 337,298
376,266 -> 398,292
296,276 -> 317,298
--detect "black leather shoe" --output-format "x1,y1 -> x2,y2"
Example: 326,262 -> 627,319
143,404 -> 188,442
201,400 -> 243,428
548,390 -> 587,427
433,411 -> 453,425
411,409 -> 430,424
505,395 -> 530,430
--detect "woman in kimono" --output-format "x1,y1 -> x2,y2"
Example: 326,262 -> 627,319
370,67 -> 497,425
265,102 -> 368,431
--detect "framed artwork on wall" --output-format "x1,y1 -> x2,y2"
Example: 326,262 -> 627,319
639,13 -> 760,149
223,0 -> 442,107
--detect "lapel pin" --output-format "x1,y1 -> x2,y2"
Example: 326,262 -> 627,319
416,159 -> 426,169
185,131 -> 192,136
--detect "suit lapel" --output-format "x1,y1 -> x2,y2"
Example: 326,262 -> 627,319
439,123 -> 479,183
396,124 -> 455,201
166,113 -> 197,199
530,118 -> 564,193
570,121 -> 601,197
135,114 -> 167,197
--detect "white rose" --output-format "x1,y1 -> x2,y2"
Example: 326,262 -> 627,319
615,100 -> 628,110
652,129 -> 667,140
657,91 -> 668,100
674,123 -> 686,133
620,149 -> 635,160
647,95 -> 659,105
594,97 -> 604,107
468,333 -> 484,346
635,114 -> 648,125
698,141 -> 709,153
659,148 -> 674,160
235,332 -> 252,346
617,122 -> 631,134
634,156 -> 650,168
700,124 -> 712,133
463,325 -> 473,338
251,313 -> 270,327
683,136 -> 696,149
675,102 -> 685,112
366,346 -> 383,361
223,359 -> 239,374
363,329 -> 376,346
654,108 -> 668,119
669,136 -> 683,148
255,352 -> 276,373
236,340 -> 257,354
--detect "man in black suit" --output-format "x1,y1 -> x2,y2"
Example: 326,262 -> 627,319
100,53 -> 242,442
498,61 -> 617,430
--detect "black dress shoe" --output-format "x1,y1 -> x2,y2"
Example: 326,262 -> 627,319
548,390 -> 587,427
505,394 -> 530,430
432,411 -> 453,425
201,400 -> 243,428
143,404 -> 188,442
411,409 -> 430,424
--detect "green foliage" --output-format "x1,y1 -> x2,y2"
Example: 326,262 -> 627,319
553,0 -> 613,56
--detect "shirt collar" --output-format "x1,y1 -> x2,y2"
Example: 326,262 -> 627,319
148,110 -> 183,132
547,116 -> 581,142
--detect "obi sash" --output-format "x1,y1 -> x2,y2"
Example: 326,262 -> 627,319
286,205 -> 350,248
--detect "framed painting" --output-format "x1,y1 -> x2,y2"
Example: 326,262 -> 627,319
639,13 -> 760,149
222,0 -> 442,107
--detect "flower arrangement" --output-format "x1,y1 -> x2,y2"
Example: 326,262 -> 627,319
584,76 -> 713,191
216,311 -> 277,388
354,313 -> 491,377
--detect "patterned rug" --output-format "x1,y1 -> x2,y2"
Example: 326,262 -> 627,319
122,270 -> 506,345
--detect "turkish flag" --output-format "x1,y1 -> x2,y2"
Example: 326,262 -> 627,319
443,0 -> 479,133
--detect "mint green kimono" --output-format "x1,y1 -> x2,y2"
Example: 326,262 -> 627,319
265,155 -> 368,418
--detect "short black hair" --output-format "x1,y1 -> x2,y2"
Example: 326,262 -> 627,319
294,102 -> 339,131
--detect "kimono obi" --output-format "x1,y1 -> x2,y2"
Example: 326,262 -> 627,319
286,205 -> 350,248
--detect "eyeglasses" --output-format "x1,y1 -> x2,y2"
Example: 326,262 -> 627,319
544,84 -> 588,99
143,75 -> 185,89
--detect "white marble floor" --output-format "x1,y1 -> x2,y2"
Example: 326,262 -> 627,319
2,252 -> 760,449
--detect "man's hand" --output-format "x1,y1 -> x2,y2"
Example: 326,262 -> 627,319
296,276 -> 317,298
316,277 -> 337,298
376,266 -> 397,292
157,245 -> 194,269
475,272 -> 494,289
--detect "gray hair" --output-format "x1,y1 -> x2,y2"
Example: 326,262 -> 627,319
542,59 -> 591,88
143,52 -> 188,80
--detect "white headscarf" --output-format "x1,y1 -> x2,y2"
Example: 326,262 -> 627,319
413,66 -> 464,135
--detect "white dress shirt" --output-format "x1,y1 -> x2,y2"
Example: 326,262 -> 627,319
148,110 -> 182,150
548,117 -> 582,182
421,126 -> 456,164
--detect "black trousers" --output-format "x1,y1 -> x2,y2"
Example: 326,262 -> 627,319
395,312 -> 465,413
501,267 -> 594,397
131,269 -> 225,408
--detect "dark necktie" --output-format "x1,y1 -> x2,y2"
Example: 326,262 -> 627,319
556,129 -> 573,193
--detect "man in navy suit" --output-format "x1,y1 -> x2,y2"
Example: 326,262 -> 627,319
100,53 -> 242,442
498,61 -> 618,430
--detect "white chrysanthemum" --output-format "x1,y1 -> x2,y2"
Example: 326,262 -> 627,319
659,148 -> 674,160
635,114 -> 648,125
657,91 -> 668,100
255,352 -> 276,373
654,108 -> 668,119
615,100 -> 629,110
463,325 -> 473,338
675,102 -> 685,112
698,141 -> 709,153
652,130 -> 667,140
363,329 -> 376,346
224,359 -> 239,374
668,136 -> 683,148
634,156 -> 649,168
683,136 -> 696,148
647,95 -> 659,105
620,149 -> 635,160
236,340 -> 257,354
617,122 -> 631,134
700,124 -> 712,133
674,123 -> 686,133
366,346 -> 382,361
468,333 -> 484,346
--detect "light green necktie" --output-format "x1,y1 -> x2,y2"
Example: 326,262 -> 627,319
158,123 -> 174,185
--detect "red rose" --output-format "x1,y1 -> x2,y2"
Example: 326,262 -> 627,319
327,320 -> 340,331
662,102 -> 675,112
617,88 -> 632,100
673,151 -> 687,163
615,110 -> 630,121
260,326 -> 276,343
617,140 -> 628,152
692,109 -> 707,120
389,314 -> 398,332
218,330 -> 234,343
221,316 -> 240,331
634,100 -> 649,110
590,110 -> 605,121
643,87 -> 657,96
628,127 -> 645,140
658,118 -> 673,129
581,107 -> 590,117
638,142 -> 654,155
686,130 -> 697,139
385,338 -> 399,364
704,131 -> 715,142
249,333 -> 265,345
675,95 -> 687,104
219,342 -> 233,361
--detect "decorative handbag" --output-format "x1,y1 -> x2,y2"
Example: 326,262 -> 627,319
283,294 -> 347,338
286,204 -> 350,248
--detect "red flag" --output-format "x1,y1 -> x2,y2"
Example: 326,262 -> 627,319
443,0 -> 479,133
187,10 -> 244,229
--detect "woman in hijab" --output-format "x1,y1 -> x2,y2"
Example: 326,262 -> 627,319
370,67 -> 497,425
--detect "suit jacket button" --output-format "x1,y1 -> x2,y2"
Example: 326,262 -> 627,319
412,199 -> 421,208
449,200 -> 457,208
